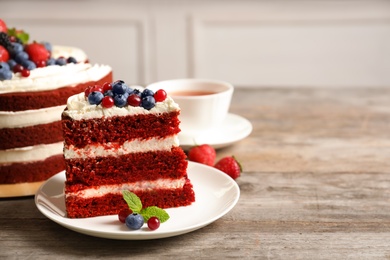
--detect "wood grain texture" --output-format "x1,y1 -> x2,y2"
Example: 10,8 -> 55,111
1,87 -> 390,259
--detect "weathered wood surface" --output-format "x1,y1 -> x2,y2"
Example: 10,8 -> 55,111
2,87 -> 390,259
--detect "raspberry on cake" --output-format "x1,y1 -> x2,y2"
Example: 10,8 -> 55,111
62,80 -> 195,218
0,20 -> 113,197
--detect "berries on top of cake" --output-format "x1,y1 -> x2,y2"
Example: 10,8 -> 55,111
84,80 -> 168,110
0,19 -> 83,81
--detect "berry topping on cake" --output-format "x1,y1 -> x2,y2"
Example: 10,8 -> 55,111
102,82 -> 112,92
114,94 -> 128,107
0,20 -> 80,80
0,45 -> 9,62
141,95 -> 156,110
0,62 -> 12,80
25,42 -> 50,64
112,80 -> 128,95
88,91 -> 104,105
127,93 -> 142,107
85,80 -> 167,110
0,19 -> 7,33
101,96 -> 115,108
154,89 -> 167,102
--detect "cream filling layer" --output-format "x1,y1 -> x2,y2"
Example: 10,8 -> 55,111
66,177 -> 186,199
0,105 -> 65,129
0,142 -> 63,164
64,136 -> 179,159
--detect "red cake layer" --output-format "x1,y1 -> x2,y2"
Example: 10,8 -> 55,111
0,72 -> 112,112
0,154 -> 64,184
0,121 -> 63,150
65,180 -> 195,218
62,111 -> 181,148
65,147 -> 187,187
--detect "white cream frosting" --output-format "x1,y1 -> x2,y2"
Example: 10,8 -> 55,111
66,177 -> 186,199
0,142 -> 63,164
63,92 -> 180,120
0,46 -> 111,94
0,105 -> 65,129
64,135 -> 179,159
51,45 -> 87,61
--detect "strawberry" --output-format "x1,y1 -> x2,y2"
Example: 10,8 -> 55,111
0,46 -> 9,62
214,156 -> 242,180
187,144 -> 216,166
0,19 -> 7,33
24,42 -> 50,64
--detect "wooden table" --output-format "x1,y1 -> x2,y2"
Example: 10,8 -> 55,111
2,87 -> 390,259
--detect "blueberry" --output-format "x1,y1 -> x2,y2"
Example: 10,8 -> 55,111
88,91 -> 104,105
11,42 -> 23,55
104,90 -> 114,97
114,94 -> 128,107
141,95 -> 156,110
133,89 -> 141,97
141,89 -> 154,98
125,86 -> 134,95
7,59 -> 17,69
55,57 -> 67,66
20,60 -> 36,70
0,62 -> 10,70
46,58 -> 56,66
112,80 -> 128,95
0,62 -> 12,80
41,41 -> 52,52
67,56 -> 77,64
14,51 -> 29,63
125,213 -> 144,230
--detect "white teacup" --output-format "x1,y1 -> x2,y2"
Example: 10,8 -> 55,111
147,78 -> 234,139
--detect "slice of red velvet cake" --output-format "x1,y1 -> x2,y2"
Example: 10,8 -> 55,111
62,80 -> 195,218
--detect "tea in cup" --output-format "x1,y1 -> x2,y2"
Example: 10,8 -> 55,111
147,79 -> 234,139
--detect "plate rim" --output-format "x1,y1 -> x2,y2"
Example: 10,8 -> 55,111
35,161 -> 240,240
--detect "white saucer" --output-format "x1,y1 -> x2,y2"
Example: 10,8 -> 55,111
35,162 -> 240,240
179,113 -> 252,150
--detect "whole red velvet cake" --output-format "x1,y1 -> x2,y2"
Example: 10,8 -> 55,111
62,80 -> 195,218
0,20 -> 112,197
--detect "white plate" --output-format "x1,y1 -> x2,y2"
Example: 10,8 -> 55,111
35,162 -> 240,240
179,113 -> 252,150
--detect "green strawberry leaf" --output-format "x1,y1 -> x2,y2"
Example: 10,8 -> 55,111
122,190 -> 142,213
140,206 -> 170,223
7,28 -> 29,45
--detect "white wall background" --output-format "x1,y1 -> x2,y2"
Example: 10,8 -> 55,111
1,0 -> 389,88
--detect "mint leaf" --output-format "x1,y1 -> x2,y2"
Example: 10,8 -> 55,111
140,206 -> 170,223
122,190 -> 142,213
